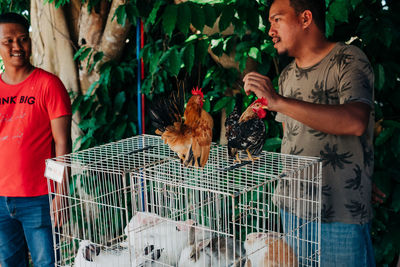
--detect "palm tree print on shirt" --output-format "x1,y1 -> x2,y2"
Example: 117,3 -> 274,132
309,81 -> 338,104
287,87 -> 303,100
308,129 -> 328,140
331,48 -> 354,69
320,143 -> 353,171
360,135 -> 373,167
285,122 -> 300,142
295,64 -> 317,80
344,200 -> 368,221
288,145 -> 304,155
322,184 -> 332,197
280,64 -> 293,84
345,164 -> 363,190
322,204 -> 335,221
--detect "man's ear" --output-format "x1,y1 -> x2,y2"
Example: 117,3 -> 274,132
301,10 -> 313,29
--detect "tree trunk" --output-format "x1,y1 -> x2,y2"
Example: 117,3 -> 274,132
30,0 -> 132,149
31,0 -> 82,145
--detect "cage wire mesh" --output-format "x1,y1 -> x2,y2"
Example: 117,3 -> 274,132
46,134 -> 322,267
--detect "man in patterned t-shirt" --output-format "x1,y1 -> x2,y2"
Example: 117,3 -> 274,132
243,0 -> 375,266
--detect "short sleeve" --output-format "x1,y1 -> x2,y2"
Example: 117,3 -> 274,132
338,46 -> 374,108
44,74 -> 72,120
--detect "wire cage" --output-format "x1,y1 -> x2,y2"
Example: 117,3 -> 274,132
46,134 -> 322,267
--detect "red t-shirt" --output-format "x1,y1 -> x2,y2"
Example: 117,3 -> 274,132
0,68 -> 72,197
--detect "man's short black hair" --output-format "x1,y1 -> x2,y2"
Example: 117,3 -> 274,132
269,0 -> 326,34
0,12 -> 30,32
289,0 -> 326,33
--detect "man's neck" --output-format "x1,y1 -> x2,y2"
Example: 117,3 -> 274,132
2,64 -> 35,85
294,37 -> 336,69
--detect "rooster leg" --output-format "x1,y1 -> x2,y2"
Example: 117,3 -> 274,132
177,153 -> 186,163
245,149 -> 260,162
233,153 -> 242,164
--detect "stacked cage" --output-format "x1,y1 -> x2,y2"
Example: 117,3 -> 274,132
46,135 -> 322,267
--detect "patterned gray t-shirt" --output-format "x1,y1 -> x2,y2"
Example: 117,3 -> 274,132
275,42 -> 374,224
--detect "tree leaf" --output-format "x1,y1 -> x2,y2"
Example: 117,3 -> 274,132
196,39 -> 209,64
382,120 -> 400,129
248,47 -> 261,63
183,43 -> 195,73
350,0 -> 362,9
203,98 -> 211,112
162,5 -> 178,37
114,122 -> 127,140
329,0 -> 349,23
213,96 -> 231,112
166,47 -> 181,76
149,50 -> 162,75
264,137 -> 282,151
74,46 -> 91,61
114,4 -> 127,26
79,117 -> 96,130
375,127 -> 395,146
114,91 -> 126,113
95,106 -> 108,126
225,97 -> 235,115
125,3 -> 139,25
211,38 -> 224,57
85,81 -> 99,100
375,64 -> 385,91
325,13 -> 335,37
88,51 -> 104,73
246,10 -> 259,30
190,3 -> 205,31
219,5 -> 234,32
147,1 -> 163,26
203,4 -> 217,27
71,95 -> 83,114
177,3 -> 191,35
392,184 -> 400,213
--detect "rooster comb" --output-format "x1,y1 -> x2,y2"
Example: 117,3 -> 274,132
254,97 -> 268,105
191,87 -> 204,98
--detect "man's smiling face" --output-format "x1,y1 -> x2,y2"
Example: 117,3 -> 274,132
0,22 -> 31,69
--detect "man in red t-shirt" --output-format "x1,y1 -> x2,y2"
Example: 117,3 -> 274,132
0,13 -> 71,267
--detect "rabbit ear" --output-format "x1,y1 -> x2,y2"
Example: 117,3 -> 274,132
189,226 -> 196,246
197,238 -> 211,251
177,219 -> 196,231
138,213 -> 162,226
189,247 -> 197,261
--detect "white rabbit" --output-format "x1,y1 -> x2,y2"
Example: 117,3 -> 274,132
179,227 -> 246,267
73,240 -> 132,267
134,244 -> 170,267
125,212 -> 210,266
244,232 -> 298,267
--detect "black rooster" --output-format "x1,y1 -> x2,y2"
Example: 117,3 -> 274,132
225,95 -> 268,163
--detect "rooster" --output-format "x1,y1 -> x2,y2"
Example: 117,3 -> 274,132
225,95 -> 268,163
149,86 -> 213,167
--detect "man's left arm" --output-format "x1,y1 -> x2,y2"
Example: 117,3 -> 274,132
51,115 -> 72,227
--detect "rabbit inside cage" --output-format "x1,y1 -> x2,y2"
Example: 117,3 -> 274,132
47,135 -> 321,267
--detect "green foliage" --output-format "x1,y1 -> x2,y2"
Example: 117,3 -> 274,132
0,0 -> 29,15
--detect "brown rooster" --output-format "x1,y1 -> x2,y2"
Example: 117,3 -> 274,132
149,86 -> 213,167
225,95 -> 268,163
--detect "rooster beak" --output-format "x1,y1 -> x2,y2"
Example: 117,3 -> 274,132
261,105 -> 269,109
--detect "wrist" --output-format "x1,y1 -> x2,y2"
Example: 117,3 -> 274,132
270,94 -> 285,112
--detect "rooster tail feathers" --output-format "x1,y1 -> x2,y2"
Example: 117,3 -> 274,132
199,144 -> 211,167
149,86 -> 185,133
